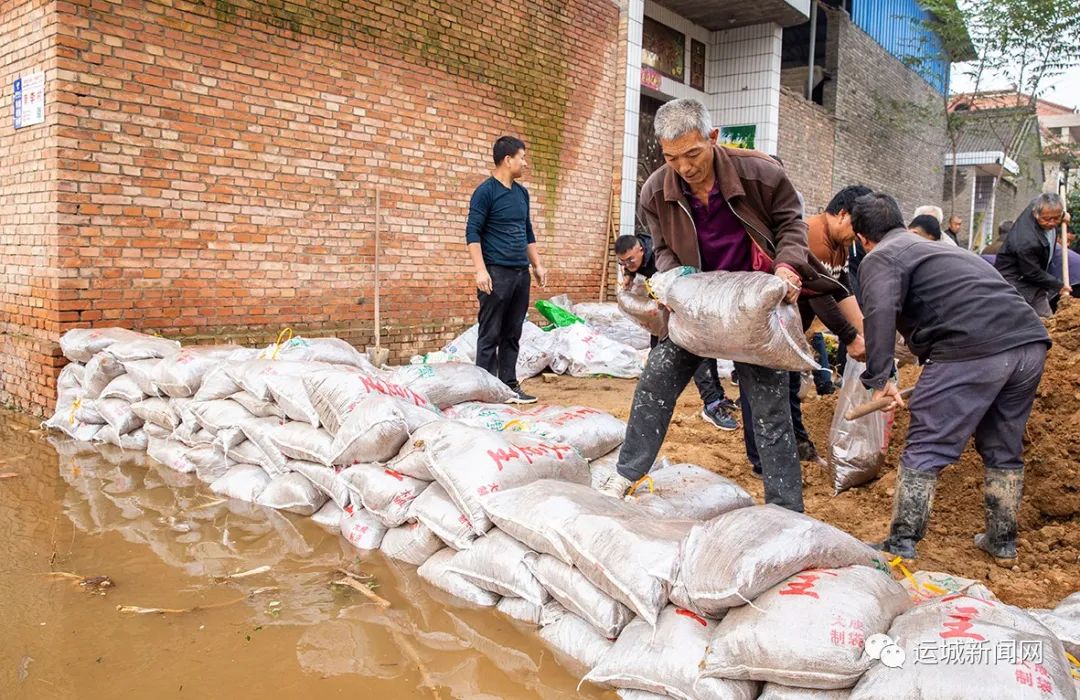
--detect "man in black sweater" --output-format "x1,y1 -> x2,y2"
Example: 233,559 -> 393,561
853,193 -> 1051,566
466,136 -> 548,404
995,193 -> 1070,317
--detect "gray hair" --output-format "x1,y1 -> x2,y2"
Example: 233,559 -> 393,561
654,98 -> 713,141
912,205 -> 943,223
1031,192 -> 1064,213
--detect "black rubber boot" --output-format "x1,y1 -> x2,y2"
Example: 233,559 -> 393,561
873,468 -> 937,560
974,468 -> 1023,566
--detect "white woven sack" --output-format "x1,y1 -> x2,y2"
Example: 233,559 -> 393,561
270,422 -> 335,466
191,363 -> 241,401
339,464 -> 429,527
416,548 -> 500,607
94,425 -> 148,452
548,323 -> 643,379
264,374 -> 323,428
1028,592 -> 1080,657
497,597 -> 545,625
290,460 -> 350,509
757,685 -> 851,699
122,358 -> 164,397
189,399 -> 255,434
410,481 -> 477,551
229,359 -> 330,401
59,328 -> 152,363
101,333 -> 180,362
528,553 -> 633,639
338,504 -> 388,550
444,530 -> 549,606
98,374 -> 145,403
330,395 -> 417,465
97,398 -> 144,435
310,501 -> 344,532
83,353 -> 126,398
629,463 -> 753,521
900,570 -> 999,605
210,464 -> 272,503
147,436 -> 196,473
537,603 -> 614,676
303,365 -> 437,435
229,390 -> 284,419
571,301 -> 651,350
256,336 -> 374,370
152,346 -> 255,398
392,363 -> 516,408
237,417 -> 290,476
379,522 -> 444,566
256,472 -> 328,516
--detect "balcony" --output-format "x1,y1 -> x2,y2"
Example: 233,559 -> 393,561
650,0 -> 810,30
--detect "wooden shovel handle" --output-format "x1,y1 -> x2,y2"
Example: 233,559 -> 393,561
844,387 -> 915,421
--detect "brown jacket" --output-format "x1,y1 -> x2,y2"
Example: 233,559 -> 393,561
638,144 -> 844,296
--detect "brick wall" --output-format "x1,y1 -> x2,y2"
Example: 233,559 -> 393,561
3,0 -> 622,414
824,7 -> 946,218
777,86 -> 836,215
1,0 -> 64,415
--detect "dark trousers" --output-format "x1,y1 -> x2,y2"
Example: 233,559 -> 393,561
475,265 -> 531,388
618,339 -> 803,512
741,371 -> 811,472
649,335 -> 725,407
902,342 -> 1047,475
810,333 -> 833,392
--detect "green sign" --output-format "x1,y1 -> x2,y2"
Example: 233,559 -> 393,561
720,124 -> 756,150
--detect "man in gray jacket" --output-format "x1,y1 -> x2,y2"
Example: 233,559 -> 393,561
853,193 -> 1051,565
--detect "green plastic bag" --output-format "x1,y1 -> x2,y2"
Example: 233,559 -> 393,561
535,300 -> 584,328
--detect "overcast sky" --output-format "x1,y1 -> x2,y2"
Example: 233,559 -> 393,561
952,64 -> 1080,109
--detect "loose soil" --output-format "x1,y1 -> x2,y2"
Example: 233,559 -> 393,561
530,302 -> 1080,609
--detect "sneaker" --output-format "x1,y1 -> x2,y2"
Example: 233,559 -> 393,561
505,387 -> 538,405
594,471 -> 633,498
701,403 -> 738,431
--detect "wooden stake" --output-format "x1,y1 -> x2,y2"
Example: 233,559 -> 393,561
1061,180 -> 1071,291
375,188 -> 382,352
599,185 -> 617,302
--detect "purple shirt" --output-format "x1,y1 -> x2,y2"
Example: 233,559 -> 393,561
683,180 -> 752,272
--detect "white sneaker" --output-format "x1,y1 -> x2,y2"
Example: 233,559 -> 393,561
594,472 -> 633,498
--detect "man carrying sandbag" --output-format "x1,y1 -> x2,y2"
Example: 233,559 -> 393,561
595,98 -> 843,512
615,233 -> 740,431
466,136 -> 549,404
852,192 -> 1050,565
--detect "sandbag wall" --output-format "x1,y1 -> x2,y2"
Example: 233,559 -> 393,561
46,328 -> 1079,699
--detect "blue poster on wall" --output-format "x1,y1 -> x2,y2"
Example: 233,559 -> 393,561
13,77 -> 23,128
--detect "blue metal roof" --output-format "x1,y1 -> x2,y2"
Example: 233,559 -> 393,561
851,0 -> 951,94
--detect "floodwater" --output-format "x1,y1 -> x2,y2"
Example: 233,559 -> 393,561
0,410 -> 611,699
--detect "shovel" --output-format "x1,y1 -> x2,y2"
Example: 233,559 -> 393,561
844,387 -> 915,421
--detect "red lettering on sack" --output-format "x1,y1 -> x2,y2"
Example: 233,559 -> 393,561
487,447 -> 519,471
675,609 -> 708,627
383,469 -> 405,481
939,606 -> 985,641
777,570 -> 837,599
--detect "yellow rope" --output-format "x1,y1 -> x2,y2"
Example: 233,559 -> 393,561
628,475 -> 655,496
267,328 -> 294,360
68,397 -> 82,425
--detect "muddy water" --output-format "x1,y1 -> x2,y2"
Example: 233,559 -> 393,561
0,411 -> 611,699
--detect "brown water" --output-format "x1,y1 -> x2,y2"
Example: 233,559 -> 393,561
0,411 -> 612,699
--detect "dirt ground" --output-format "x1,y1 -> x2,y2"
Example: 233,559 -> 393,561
528,302 -> 1080,610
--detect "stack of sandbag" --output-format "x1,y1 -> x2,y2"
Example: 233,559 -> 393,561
443,402 -> 627,460
548,323 -> 643,378
570,301 -> 651,351
439,320 -> 555,381
647,266 -> 819,371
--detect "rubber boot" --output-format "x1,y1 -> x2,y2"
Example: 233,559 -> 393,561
974,468 -> 1023,567
873,468 -> 937,560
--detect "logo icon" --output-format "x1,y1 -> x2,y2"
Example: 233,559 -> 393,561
864,633 -> 906,668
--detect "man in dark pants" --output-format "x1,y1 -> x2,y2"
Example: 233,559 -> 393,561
995,193 -> 1070,318
595,98 -> 844,511
615,234 -> 739,431
853,193 -> 1050,565
466,136 -> 548,404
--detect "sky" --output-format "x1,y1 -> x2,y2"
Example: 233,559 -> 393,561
952,64 -> 1080,109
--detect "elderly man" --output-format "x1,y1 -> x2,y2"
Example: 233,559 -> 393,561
853,193 -> 1050,565
595,98 -> 843,512
945,214 -> 963,245
995,193 -> 1070,317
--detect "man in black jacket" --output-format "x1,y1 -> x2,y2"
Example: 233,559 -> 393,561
853,193 -> 1051,566
614,234 -> 739,431
995,193 -> 1070,317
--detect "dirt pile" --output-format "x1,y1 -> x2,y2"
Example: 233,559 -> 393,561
534,303 -> 1080,608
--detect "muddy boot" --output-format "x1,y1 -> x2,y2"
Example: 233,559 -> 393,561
873,468 -> 937,560
974,468 -> 1022,567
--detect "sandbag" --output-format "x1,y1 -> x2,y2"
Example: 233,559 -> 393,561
1029,592 -> 1080,657
444,530 -> 549,606
223,439 -> 266,466
408,421 -> 589,535
537,603 -> 613,675
571,301 -> 651,350
589,448 -> 621,489
57,362 -> 85,393
701,566 -> 911,689
758,685 -> 851,699
445,403 -> 626,460
497,597 -> 545,625
528,553 -> 633,639
60,328 -> 167,363
98,374 -> 145,403
648,267 -> 818,371
95,425 -> 148,451
617,273 -> 665,337
101,333 -> 181,362
416,548 -> 500,607
147,436 -> 196,473
189,399 -> 255,434
143,422 -> 171,440
339,504 -> 389,550
97,398 -> 144,435
256,336 -> 374,369
191,363 -> 241,402
584,606 -> 759,700
152,345 -> 253,398
671,505 -> 886,617
130,397 -> 179,430
270,422 -> 335,466
229,390 -> 285,419
629,463 -> 753,520
899,570 -> 999,605
290,460 -> 350,509
261,374 -> 320,428
186,444 -> 233,483
442,401 -> 522,431
310,501 -> 344,532
256,472 -> 328,516
393,363 -> 516,408
482,479 -> 642,563
549,323 -> 643,378
303,366 -> 436,435
829,358 -> 890,493
410,482 -> 477,551
237,417 -> 290,476
330,395 -> 414,465
339,464 -> 428,527
83,353 -> 126,398
441,320 -> 554,381
210,464 -> 272,502
379,522 -> 444,566
229,359 -> 330,401
850,595 -> 1074,700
